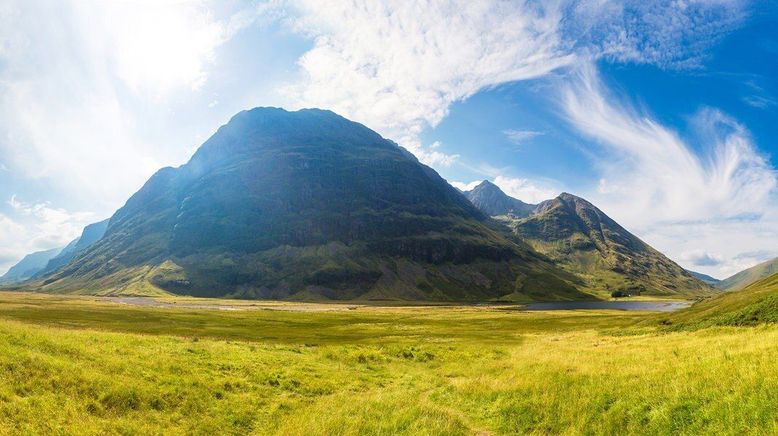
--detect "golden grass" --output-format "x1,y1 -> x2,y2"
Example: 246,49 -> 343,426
0,292 -> 774,435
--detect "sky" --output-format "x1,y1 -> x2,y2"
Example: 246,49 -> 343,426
0,0 -> 776,279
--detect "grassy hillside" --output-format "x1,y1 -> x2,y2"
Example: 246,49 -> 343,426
667,272 -> 778,329
0,292 -> 775,434
717,257 -> 778,291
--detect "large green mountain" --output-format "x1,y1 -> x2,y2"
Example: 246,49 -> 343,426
464,183 -> 712,298
0,247 -> 62,285
39,108 -> 584,301
717,257 -> 778,291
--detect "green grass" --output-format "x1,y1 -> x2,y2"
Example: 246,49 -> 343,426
0,292 -> 775,434
665,272 -> 778,330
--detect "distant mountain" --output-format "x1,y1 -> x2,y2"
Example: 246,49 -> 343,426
718,257 -> 778,291
464,181 -> 535,217
35,219 -> 110,277
463,183 -> 712,298
38,108 -> 584,301
0,247 -> 62,285
687,270 -> 721,286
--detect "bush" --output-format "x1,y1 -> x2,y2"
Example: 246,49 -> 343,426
611,290 -> 625,298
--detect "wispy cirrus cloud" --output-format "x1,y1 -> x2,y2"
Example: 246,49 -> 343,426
569,0 -> 748,69
562,61 -> 778,277
503,129 -> 545,145
563,62 -> 776,225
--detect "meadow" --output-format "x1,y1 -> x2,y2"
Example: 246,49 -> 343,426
0,292 -> 775,435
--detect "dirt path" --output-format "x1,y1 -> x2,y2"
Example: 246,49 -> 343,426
106,296 -> 362,312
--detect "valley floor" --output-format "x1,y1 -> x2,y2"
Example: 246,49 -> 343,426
0,292 -> 775,435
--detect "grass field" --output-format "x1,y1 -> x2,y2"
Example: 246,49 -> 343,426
0,292 -> 775,435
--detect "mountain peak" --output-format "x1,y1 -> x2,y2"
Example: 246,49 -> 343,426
556,192 -> 591,205
474,180 -> 498,190
464,180 -> 535,217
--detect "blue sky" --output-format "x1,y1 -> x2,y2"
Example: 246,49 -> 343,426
0,0 -> 776,279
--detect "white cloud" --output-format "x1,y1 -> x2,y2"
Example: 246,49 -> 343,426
570,0 -> 747,69
278,0 -> 575,166
563,62 -> 776,225
0,1 -> 258,210
743,95 -> 777,109
104,2 -> 225,95
449,180 -> 481,192
639,215 -> 778,279
562,62 -> 778,277
0,196 -> 97,275
503,129 -> 544,144
493,175 -> 560,204
680,249 -> 724,267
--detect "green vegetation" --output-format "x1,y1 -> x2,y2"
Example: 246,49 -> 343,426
0,291 -> 775,434
504,193 -> 712,299
717,257 -> 778,291
665,272 -> 778,329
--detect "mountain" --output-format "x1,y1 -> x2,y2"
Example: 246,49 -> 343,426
38,107 -> 585,301
463,183 -> 711,298
35,219 -> 110,277
509,193 -> 712,297
669,271 -> 778,328
687,270 -> 721,286
0,247 -> 62,285
464,181 -> 535,217
717,257 -> 778,291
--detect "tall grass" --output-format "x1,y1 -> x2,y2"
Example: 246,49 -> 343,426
0,293 -> 775,434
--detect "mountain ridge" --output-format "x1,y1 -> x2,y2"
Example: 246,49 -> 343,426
717,257 -> 778,291
687,270 -> 721,286
0,247 -> 63,285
